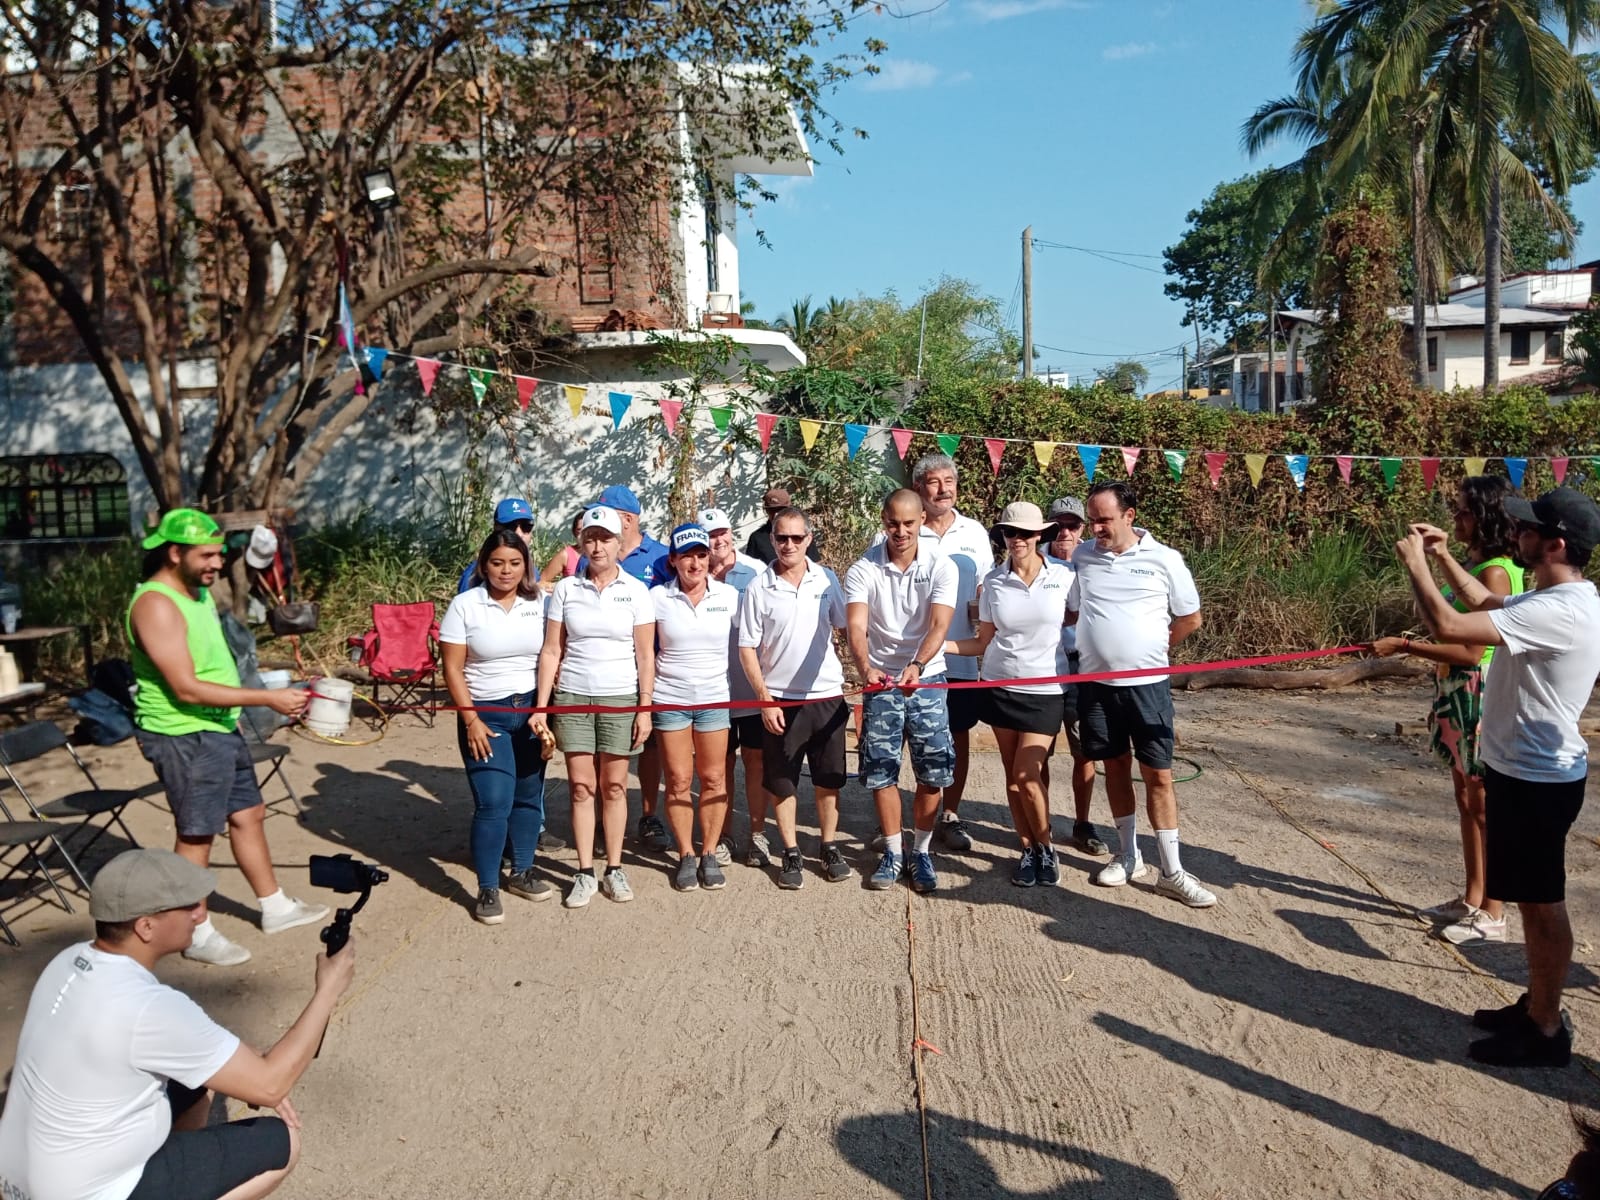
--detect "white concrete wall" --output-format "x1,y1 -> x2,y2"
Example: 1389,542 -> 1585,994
1429,326 -> 1565,391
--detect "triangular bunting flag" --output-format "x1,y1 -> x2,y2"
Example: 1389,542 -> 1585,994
799,419 -> 822,451
1463,456 -> 1487,478
1420,458 -> 1440,491
756,412 -> 778,452
608,391 -> 632,429
1077,445 -> 1101,482
1033,441 -> 1056,470
365,347 -> 389,380
936,433 -> 960,457
467,367 -> 491,407
1162,449 -> 1187,481
710,407 -> 732,434
844,424 -> 869,459
985,438 -> 1006,476
1551,457 -> 1570,484
1204,452 -> 1226,488
1284,454 -> 1308,492
1336,455 -> 1353,483
1244,453 -> 1267,488
1121,446 -> 1141,476
1379,457 -> 1402,490
416,358 -> 441,397
564,384 -> 585,418
658,398 -> 682,434
1504,456 -> 1527,489
515,375 -> 536,411
891,428 -> 914,459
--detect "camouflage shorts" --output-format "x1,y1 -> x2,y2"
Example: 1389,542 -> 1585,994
860,675 -> 955,792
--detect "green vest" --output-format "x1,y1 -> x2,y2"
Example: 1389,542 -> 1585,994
125,582 -> 242,735
1451,556 -> 1525,669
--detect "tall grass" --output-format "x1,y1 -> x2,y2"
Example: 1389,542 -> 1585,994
14,539 -> 144,670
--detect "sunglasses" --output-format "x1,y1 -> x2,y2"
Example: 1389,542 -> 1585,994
773,533 -> 808,545
998,526 -> 1039,540
509,520 -> 533,533
1055,520 -> 1084,533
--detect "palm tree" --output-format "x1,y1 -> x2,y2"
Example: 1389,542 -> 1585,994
774,296 -> 819,349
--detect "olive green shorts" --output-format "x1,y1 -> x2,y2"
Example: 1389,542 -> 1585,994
552,691 -> 640,756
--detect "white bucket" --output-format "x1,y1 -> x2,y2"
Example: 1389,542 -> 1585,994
260,669 -> 292,690
304,676 -> 354,737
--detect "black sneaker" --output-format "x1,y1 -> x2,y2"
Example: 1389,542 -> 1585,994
538,831 -> 566,852
1011,848 -> 1037,888
1036,843 -> 1060,886
1069,821 -> 1109,856
821,843 -> 854,883
1469,1014 -> 1572,1068
778,847 -> 805,890
937,815 -> 973,852
474,887 -> 504,925
638,814 -> 672,851
1473,993 -> 1530,1033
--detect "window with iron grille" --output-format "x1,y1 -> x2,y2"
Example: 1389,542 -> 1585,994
0,454 -> 129,540
53,181 -> 93,242
1510,329 -> 1531,365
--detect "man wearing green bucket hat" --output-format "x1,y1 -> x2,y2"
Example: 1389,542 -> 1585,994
126,508 -> 328,967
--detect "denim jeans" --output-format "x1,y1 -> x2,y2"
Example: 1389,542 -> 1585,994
457,691 -> 546,888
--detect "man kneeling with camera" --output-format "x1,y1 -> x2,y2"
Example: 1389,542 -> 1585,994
0,849 -> 356,1200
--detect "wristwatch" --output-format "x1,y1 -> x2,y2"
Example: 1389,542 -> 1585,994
908,659 -> 925,672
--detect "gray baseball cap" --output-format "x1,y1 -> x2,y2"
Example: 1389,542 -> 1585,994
91,849 -> 216,921
1048,496 -> 1086,522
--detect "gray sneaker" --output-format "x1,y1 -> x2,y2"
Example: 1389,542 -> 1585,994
699,855 -> 727,890
564,872 -> 600,909
504,870 -> 553,902
474,887 -> 505,925
602,867 -> 635,903
673,855 -> 701,892
537,831 -> 566,852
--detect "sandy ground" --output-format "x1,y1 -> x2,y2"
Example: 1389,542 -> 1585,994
4,679 -> 1600,1198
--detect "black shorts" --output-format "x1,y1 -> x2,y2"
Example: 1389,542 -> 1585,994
728,713 -> 766,752
987,688 -> 1064,738
126,1083 -> 291,1200
136,728 -> 263,837
762,697 -> 848,797
1484,765 -> 1587,904
945,684 -> 987,733
1077,680 -> 1175,769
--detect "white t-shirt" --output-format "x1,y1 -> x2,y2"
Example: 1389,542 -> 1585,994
546,572 -> 654,695
1068,530 -> 1201,686
843,543 -> 958,677
737,560 -> 846,701
978,558 -> 1074,694
0,944 -> 240,1200
652,579 -> 739,707
438,587 -> 547,701
872,513 -> 992,680
1045,553 -> 1079,662
1481,581 -> 1600,783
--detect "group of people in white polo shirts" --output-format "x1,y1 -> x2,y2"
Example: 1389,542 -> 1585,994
439,454 -> 1215,922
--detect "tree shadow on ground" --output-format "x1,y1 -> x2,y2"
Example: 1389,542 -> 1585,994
835,1108 -> 1179,1199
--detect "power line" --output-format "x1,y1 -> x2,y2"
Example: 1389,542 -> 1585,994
1033,340 -> 1185,360
1030,238 -> 1167,275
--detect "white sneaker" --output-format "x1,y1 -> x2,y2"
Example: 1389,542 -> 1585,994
714,839 -> 733,867
260,897 -> 330,935
1156,870 -> 1217,909
564,872 -> 599,909
1441,908 -> 1507,945
1421,895 -> 1472,923
601,867 -> 634,903
1094,853 -> 1152,888
183,929 -> 252,966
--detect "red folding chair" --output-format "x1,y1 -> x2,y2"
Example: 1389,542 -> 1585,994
347,601 -> 441,725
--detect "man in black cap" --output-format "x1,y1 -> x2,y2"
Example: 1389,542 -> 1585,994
0,849 -> 356,1200
746,487 -> 820,565
1400,486 -> 1600,1068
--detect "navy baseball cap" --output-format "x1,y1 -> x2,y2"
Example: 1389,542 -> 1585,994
670,523 -> 710,553
597,485 -> 642,515
494,497 -> 534,524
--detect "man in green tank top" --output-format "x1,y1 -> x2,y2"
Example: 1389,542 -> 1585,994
127,509 -> 327,967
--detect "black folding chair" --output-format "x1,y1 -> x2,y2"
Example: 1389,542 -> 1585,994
0,819 -> 80,945
238,708 -> 305,821
0,721 -> 141,884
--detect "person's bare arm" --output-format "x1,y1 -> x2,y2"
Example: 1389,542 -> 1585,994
740,645 -> 786,735
540,550 -> 566,588
1169,611 -> 1202,648
631,622 -> 655,747
441,642 -> 494,761
846,602 -> 882,686
1399,534 -> 1504,647
945,621 -> 996,659
530,619 -> 564,737
1409,524 -> 1507,612
130,591 -> 305,716
901,603 -> 954,687
1371,636 -> 1483,667
204,944 -> 356,1108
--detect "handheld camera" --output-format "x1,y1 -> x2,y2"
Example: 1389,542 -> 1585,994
310,853 -> 388,956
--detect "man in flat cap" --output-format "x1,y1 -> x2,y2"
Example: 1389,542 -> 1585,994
0,849 -> 356,1200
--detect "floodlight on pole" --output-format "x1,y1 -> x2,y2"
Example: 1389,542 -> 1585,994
362,166 -> 399,211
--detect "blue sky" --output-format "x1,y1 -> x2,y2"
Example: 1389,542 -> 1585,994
737,0 -> 1600,390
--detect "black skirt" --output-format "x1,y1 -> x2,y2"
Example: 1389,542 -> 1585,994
986,686 -> 1064,736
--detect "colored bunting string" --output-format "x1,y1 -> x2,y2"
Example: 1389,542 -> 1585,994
1284,454 -> 1308,492
1244,454 -> 1267,489
845,424 -> 869,460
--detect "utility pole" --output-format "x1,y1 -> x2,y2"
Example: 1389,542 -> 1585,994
1021,226 -> 1033,380
1180,344 -> 1187,398
1265,292 -> 1277,415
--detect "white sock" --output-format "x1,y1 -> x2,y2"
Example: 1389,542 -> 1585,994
1114,815 -> 1138,860
257,889 -> 294,917
192,917 -> 218,944
913,827 -> 933,855
887,831 -> 905,858
1155,828 -> 1182,877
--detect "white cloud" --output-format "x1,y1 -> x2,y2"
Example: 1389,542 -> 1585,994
1102,40 -> 1158,61
969,0 -> 1092,21
863,59 -> 944,91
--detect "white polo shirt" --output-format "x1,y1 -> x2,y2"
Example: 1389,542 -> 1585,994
738,560 -> 846,701
439,587 -> 547,701
978,558 -> 1074,694
1481,581 -> 1600,783
844,542 -> 958,676
1045,553 -> 1079,662
547,571 -> 654,695
1068,530 -> 1200,686
652,578 -> 739,707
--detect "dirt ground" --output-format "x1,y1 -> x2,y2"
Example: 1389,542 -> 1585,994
4,679 -> 1600,1198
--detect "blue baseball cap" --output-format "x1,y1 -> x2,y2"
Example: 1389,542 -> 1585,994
670,523 -> 710,553
494,497 -> 534,524
597,485 -> 642,515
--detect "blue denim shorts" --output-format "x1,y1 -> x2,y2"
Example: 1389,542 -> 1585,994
859,674 -> 955,792
653,705 -> 731,733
